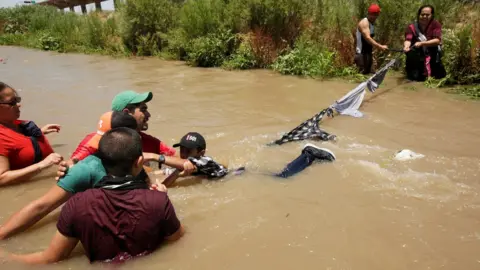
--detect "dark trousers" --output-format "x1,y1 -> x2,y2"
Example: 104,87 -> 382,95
275,151 -> 324,178
405,49 -> 446,81
232,149 -> 333,179
354,52 -> 373,75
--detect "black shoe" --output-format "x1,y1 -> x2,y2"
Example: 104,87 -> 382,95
302,143 -> 336,162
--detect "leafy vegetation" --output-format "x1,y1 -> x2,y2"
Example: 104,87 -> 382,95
1,1 -> 479,96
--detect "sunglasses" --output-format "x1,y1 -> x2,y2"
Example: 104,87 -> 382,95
0,96 -> 22,106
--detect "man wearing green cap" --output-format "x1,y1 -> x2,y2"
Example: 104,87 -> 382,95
111,90 -> 153,131
0,91 -> 196,240
69,90 -> 176,162
111,90 -> 153,111
110,90 -> 176,156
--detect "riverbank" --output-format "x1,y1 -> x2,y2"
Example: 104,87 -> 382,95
2,45 -> 480,270
1,1 -> 479,98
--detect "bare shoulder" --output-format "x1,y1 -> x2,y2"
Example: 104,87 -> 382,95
358,18 -> 368,28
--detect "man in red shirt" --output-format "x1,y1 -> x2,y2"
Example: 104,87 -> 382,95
70,111 -> 137,162
6,127 -> 184,264
0,93 -> 194,240
71,90 -> 176,163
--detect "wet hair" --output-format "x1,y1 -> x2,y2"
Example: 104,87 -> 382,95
417,4 -> 435,21
0,82 -> 15,101
111,111 -> 138,130
98,127 -> 143,177
0,82 -> 9,93
125,103 -> 141,113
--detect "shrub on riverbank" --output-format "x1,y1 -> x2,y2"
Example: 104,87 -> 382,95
0,1 -> 479,95
0,6 -> 127,54
272,36 -> 344,77
119,0 -> 179,56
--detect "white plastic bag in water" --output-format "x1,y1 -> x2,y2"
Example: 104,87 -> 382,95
394,149 -> 425,161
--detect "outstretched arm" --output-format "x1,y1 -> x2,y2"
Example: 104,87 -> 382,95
0,185 -> 70,239
8,230 -> 78,264
143,153 -> 197,186
414,38 -> 440,48
359,20 -> 387,51
0,154 -> 62,186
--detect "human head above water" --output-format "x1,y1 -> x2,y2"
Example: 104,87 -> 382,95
86,111 -> 138,150
0,82 -> 21,123
111,90 -> 153,131
367,3 -> 381,23
417,4 -> 435,26
98,127 -> 144,177
173,132 -> 207,159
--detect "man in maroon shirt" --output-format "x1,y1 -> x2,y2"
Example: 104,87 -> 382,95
6,127 -> 185,264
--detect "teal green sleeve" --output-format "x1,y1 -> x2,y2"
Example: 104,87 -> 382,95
57,162 -> 92,194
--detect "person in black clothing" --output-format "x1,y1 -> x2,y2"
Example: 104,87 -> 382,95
354,4 -> 389,74
403,5 -> 446,81
149,132 -> 336,187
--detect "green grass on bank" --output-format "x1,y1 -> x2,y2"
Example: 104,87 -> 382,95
1,1 -> 479,98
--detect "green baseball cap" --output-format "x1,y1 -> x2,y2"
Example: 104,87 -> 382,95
111,90 -> 153,111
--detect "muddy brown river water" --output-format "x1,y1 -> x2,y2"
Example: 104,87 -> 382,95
0,46 -> 479,270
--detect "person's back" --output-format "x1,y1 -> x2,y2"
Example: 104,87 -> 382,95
6,127 -> 184,265
60,127 -> 183,262
58,187 -> 179,262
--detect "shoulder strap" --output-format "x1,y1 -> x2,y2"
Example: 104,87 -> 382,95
414,22 -> 421,35
18,121 -> 43,164
29,137 -> 43,164
412,22 -> 428,44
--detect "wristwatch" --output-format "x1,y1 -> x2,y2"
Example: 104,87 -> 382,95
158,154 -> 166,165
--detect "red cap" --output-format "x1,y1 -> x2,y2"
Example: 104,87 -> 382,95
368,4 -> 381,14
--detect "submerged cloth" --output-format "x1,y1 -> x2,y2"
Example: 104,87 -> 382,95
331,58 -> 396,118
273,108 -> 335,145
271,59 -> 397,145
188,156 -> 229,179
